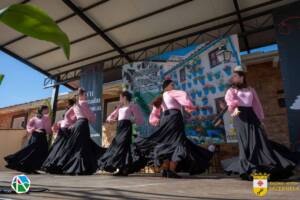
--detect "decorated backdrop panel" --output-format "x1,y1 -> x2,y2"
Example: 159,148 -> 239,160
80,63 -> 103,146
122,62 -> 167,136
122,35 -> 241,144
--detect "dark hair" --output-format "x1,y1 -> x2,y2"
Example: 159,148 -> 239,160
152,80 -> 174,108
231,71 -> 248,89
37,105 -> 48,119
162,79 -> 173,90
65,98 -> 76,111
75,88 -> 86,103
78,88 -> 86,96
121,91 -> 132,102
68,99 -> 75,107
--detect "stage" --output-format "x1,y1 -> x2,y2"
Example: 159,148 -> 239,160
0,171 -> 299,200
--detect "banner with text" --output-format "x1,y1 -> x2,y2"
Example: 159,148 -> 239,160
80,63 -> 103,146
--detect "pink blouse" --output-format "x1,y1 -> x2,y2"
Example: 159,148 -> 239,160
26,115 -> 52,134
225,87 -> 264,120
149,90 -> 196,126
106,103 -> 144,126
73,100 -> 96,123
60,107 -> 77,128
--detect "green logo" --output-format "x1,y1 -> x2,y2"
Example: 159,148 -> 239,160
11,175 -> 31,194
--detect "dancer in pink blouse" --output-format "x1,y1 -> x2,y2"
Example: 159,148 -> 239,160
134,79 -> 213,178
222,67 -> 299,181
42,99 -> 77,174
59,88 -> 105,175
5,105 -> 51,173
98,91 -> 144,176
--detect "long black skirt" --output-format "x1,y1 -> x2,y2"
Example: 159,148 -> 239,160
4,131 -> 48,173
59,119 -> 106,175
133,109 -> 213,175
221,107 -> 299,180
42,128 -> 70,174
98,120 -> 136,173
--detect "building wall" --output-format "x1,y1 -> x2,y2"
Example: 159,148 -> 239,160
0,103 -> 67,130
0,129 -> 27,171
0,113 -> 13,129
247,61 -> 290,146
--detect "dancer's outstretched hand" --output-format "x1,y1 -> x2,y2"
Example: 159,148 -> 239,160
231,107 -> 240,117
152,119 -> 160,126
185,107 -> 194,113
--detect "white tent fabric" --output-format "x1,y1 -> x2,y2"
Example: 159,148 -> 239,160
0,0 -> 298,88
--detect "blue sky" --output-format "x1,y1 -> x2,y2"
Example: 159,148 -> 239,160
0,44 -> 278,108
0,51 -> 70,108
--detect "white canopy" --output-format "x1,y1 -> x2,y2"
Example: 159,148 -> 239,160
0,0 -> 297,89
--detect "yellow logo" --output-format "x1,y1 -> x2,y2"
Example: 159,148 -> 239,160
252,173 -> 270,197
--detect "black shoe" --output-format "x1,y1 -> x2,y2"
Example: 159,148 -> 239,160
167,170 -> 182,179
161,169 -> 168,178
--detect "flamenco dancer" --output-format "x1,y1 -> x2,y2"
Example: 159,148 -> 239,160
134,79 -> 213,178
59,88 -> 105,175
5,105 -> 51,173
42,99 -> 76,174
221,66 -> 299,181
98,91 -> 144,176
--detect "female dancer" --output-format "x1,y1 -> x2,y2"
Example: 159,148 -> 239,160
134,79 -> 213,178
98,91 -> 144,176
42,99 -> 76,174
59,88 -> 105,175
5,105 -> 51,173
221,66 -> 299,180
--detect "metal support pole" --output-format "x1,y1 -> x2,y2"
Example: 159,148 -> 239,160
50,81 -> 60,124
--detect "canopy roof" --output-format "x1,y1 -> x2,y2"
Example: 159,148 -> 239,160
0,0 -> 297,89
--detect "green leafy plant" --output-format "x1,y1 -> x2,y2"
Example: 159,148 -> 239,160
0,4 -> 70,59
0,74 -> 4,85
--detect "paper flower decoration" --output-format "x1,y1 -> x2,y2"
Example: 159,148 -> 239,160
210,86 -> 217,94
223,65 -> 232,76
196,90 -> 202,97
218,82 -> 226,92
199,76 -> 206,85
207,72 -> 213,81
198,67 -> 204,75
202,97 -> 208,105
193,79 -> 198,85
214,71 -> 221,79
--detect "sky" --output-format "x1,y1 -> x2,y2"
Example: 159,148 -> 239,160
0,44 -> 278,109
0,51 -> 70,108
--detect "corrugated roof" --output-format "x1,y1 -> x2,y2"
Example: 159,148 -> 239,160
0,0 -> 298,89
